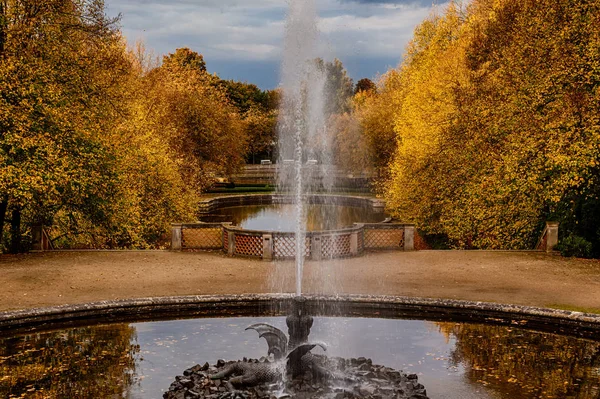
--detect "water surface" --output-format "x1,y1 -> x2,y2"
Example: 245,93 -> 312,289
209,204 -> 386,232
1,317 -> 599,399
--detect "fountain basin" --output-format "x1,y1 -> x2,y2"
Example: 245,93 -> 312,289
1,295 -> 599,399
173,195 -> 412,258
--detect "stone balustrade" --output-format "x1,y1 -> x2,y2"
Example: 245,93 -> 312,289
171,222 -> 415,260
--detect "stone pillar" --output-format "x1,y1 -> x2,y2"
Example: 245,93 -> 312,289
546,221 -> 559,252
404,225 -> 415,251
311,235 -> 322,261
262,234 -> 273,261
350,231 -> 358,255
171,224 -> 182,251
228,231 -> 235,255
372,199 -> 386,213
31,224 -> 44,252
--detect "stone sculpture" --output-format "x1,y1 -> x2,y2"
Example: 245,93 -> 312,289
164,298 -> 430,399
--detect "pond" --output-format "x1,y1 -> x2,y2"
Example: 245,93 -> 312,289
207,204 -> 387,232
1,316 -> 599,399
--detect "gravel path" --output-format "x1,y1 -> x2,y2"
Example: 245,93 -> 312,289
0,250 -> 599,313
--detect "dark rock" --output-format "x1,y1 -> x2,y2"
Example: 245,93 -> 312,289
164,356 -> 429,399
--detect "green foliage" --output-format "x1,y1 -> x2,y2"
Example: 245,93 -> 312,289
314,58 -> 354,116
219,80 -> 273,113
216,80 -> 280,164
556,234 -> 594,258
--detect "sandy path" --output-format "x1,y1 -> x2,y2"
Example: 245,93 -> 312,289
0,250 -> 599,312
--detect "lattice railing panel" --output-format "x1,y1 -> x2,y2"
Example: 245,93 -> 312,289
321,234 -> 352,258
182,228 -> 222,249
364,229 -> 404,249
234,234 -> 263,257
274,236 -> 311,259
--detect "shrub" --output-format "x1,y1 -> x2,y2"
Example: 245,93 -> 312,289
556,234 -> 593,258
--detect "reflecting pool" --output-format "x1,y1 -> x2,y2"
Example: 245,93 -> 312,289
1,317 -> 599,399
208,204 -> 386,232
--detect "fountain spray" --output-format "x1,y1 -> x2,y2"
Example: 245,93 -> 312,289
277,0 -> 326,296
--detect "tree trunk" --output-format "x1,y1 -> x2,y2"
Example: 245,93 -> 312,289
0,197 -> 7,246
9,207 -> 22,254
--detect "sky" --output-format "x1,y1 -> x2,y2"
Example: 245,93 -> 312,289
105,0 -> 449,89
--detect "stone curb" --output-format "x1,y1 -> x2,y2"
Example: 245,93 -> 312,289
1,294 -> 599,338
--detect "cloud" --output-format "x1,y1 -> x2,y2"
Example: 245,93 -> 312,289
105,0 -> 447,87
338,0 -> 438,6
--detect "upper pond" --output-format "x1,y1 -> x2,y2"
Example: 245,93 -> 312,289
208,204 -> 387,232
1,316 -> 599,399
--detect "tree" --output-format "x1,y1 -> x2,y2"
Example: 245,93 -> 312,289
354,70 -> 403,179
243,108 -> 277,164
329,112 -> 372,173
0,0 -> 128,252
375,0 -> 600,252
0,3 -> 251,251
216,80 -> 279,163
162,47 -> 206,73
354,78 -> 376,94
317,58 -> 354,116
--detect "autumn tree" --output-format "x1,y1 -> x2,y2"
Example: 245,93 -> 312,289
0,0 -> 129,252
374,0 -> 600,253
163,47 -> 206,73
0,4 -> 252,250
329,112 -> 372,174
354,70 -> 402,180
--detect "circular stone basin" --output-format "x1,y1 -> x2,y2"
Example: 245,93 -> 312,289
207,204 -> 387,232
1,314 -> 599,398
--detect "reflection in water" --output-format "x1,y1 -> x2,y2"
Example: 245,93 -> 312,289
210,204 -> 386,232
0,324 -> 139,398
1,318 -> 599,399
437,322 -> 600,398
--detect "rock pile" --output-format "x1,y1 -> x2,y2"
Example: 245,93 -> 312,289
164,357 -> 429,399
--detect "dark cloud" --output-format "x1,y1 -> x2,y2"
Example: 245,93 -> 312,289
105,0 -> 436,89
339,0 -> 440,5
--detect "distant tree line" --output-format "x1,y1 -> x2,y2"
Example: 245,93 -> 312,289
4,0 -> 596,256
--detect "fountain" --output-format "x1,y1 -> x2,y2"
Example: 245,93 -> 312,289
164,2 -> 432,397
276,0 -> 328,296
163,297 -> 430,399
1,1 -> 600,398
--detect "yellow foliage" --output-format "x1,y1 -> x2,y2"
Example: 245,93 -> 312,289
365,0 -> 600,250
0,1 -> 249,249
